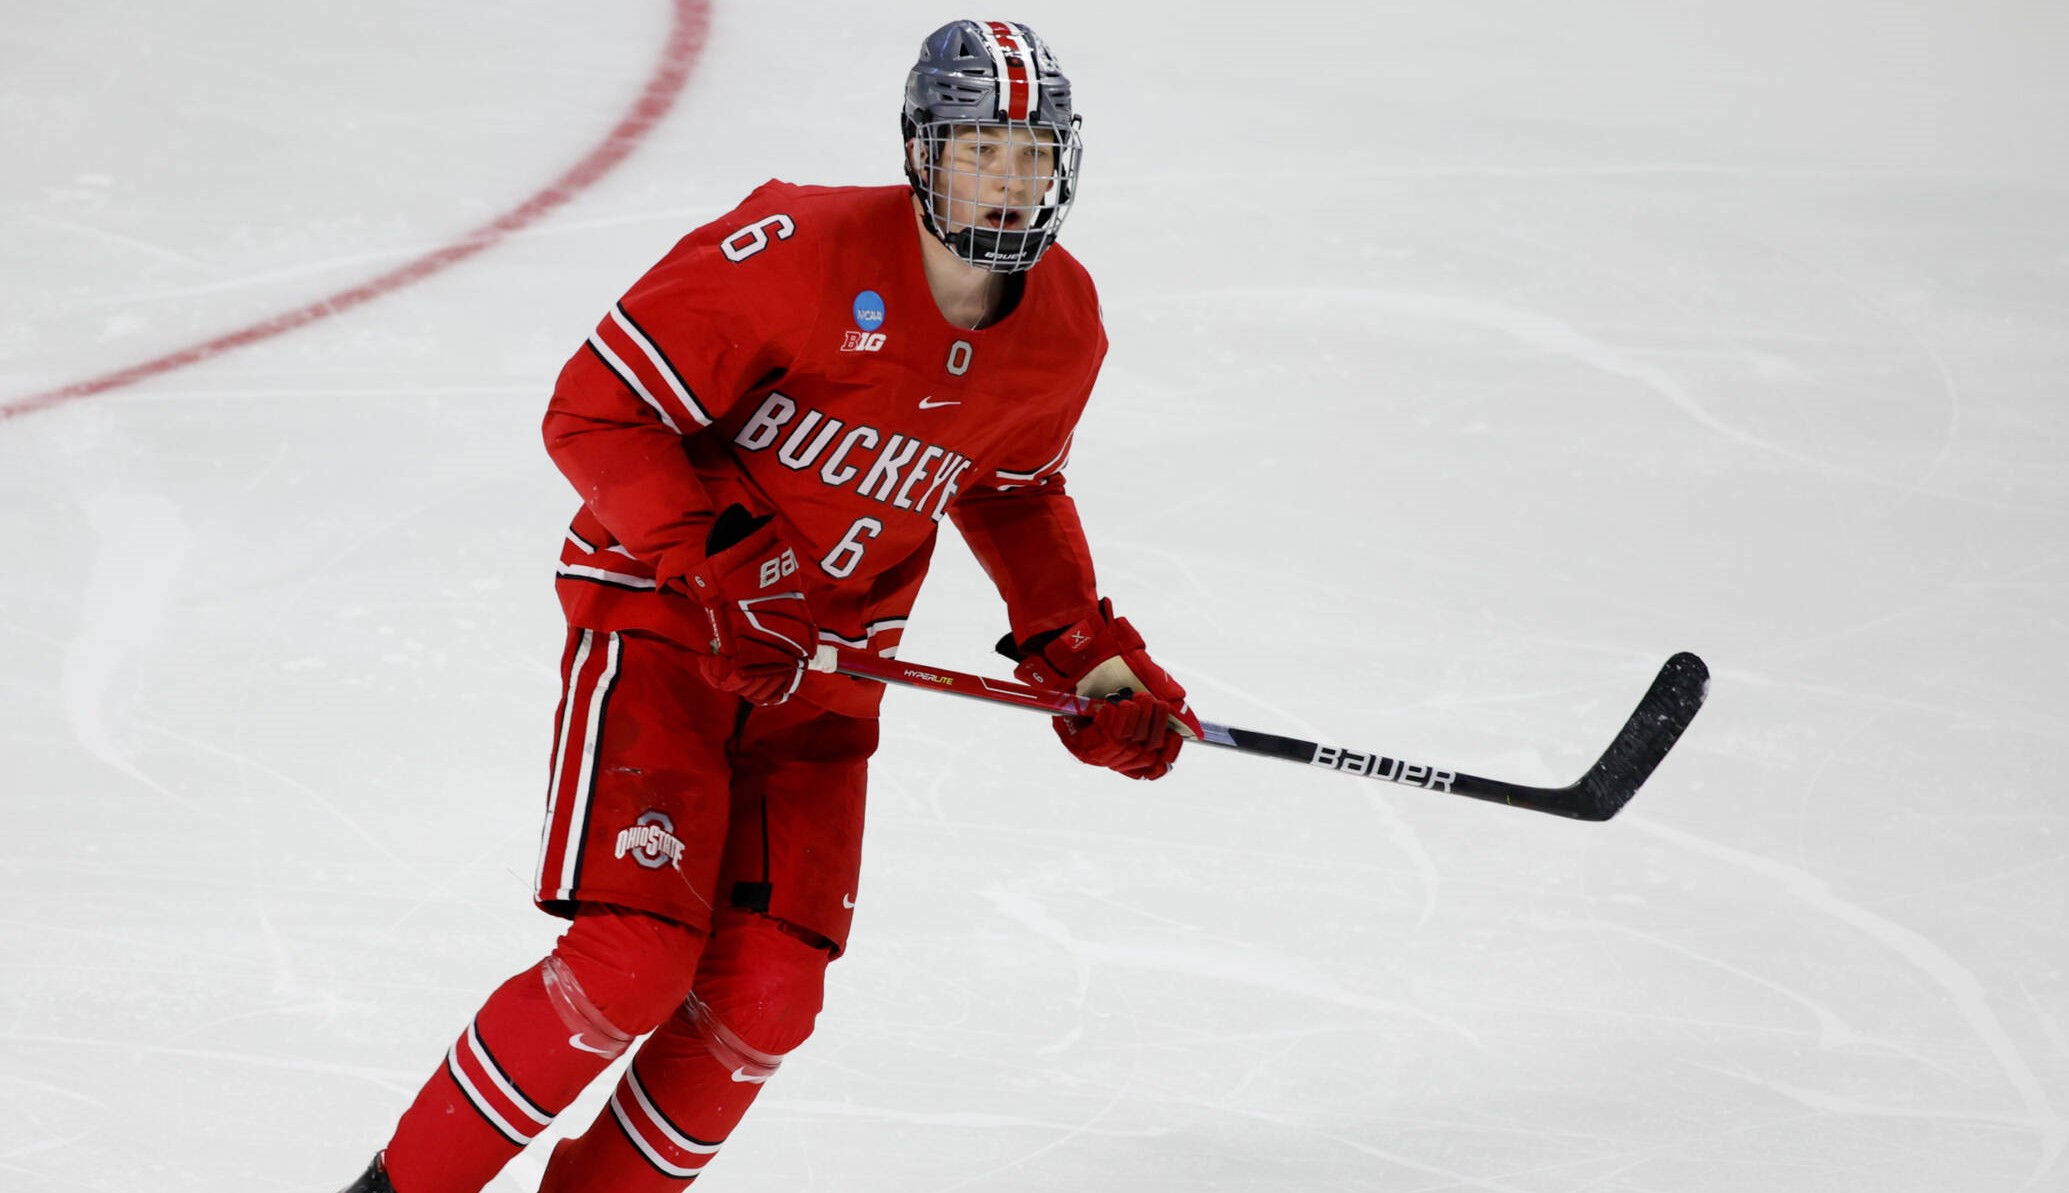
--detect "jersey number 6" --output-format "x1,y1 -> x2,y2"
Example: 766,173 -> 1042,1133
821,517 -> 883,579
721,214 -> 796,263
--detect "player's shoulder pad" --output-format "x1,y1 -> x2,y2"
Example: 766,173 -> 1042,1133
1032,243 -> 1105,338
1038,241 -> 1094,289
738,179 -> 897,232
680,180 -> 900,265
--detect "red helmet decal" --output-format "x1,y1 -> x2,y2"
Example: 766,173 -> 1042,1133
985,21 -> 1033,120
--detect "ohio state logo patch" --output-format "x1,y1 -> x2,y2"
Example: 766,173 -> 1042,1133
614,810 -> 685,870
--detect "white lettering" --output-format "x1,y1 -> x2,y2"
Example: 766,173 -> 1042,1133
912,451 -> 963,514
924,455 -> 975,522
821,517 -> 883,579
734,392 -> 796,451
819,425 -> 879,487
613,824 -> 685,866
892,445 -> 946,510
1308,744 -> 1456,790
720,214 -> 796,262
757,550 -> 797,588
777,411 -> 842,470
858,434 -> 923,502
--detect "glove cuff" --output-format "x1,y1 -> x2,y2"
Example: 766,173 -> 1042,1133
654,504 -> 769,600
1012,599 -> 1144,690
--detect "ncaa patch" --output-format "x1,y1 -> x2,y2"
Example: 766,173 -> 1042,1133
852,290 -> 887,331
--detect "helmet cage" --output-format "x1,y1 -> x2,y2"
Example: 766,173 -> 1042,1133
903,115 -> 1083,273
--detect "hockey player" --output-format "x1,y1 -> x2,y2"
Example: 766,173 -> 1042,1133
340,18 -> 1197,1193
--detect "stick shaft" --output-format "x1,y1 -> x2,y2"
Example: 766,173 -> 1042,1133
818,647 -> 1707,822
823,648 -> 1093,716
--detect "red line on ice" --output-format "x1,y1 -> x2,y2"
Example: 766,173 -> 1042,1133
1,0 -> 712,423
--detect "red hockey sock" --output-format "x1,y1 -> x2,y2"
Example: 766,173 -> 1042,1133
538,1000 -> 768,1193
381,907 -> 707,1193
380,960 -> 602,1193
538,912 -> 830,1192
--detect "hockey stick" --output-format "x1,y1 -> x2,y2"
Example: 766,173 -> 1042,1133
813,647 -> 1709,821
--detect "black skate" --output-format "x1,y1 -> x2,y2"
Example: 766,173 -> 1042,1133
337,1154 -> 396,1193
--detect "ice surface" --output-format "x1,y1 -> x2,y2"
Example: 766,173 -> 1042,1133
3,2 -> 2065,1190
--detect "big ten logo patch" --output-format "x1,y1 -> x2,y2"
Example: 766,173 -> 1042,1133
615,810 -> 686,870
844,290 -> 888,352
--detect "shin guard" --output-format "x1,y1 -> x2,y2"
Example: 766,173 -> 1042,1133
539,913 -> 833,1192
381,908 -> 705,1193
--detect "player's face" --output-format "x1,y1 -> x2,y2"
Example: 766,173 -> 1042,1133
927,124 -> 1059,236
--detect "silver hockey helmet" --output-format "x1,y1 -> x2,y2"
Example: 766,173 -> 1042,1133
902,19 -> 1084,273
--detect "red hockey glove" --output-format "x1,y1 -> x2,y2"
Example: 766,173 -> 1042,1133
1056,690 -> 1188,780
671,507 -> 817,705
1009,599 -> 1202,781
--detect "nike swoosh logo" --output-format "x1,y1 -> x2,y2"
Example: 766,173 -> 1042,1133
917,396 -> 960,409
842,894 -> 857,909
568,1033 -> 617,1057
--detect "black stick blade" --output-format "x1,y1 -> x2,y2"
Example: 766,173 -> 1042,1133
1569,651 -> 1710,821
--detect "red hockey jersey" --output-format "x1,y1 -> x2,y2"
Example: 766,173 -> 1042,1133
544,181 -> 1106,717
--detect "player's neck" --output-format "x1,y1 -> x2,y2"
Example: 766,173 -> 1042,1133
913,198 -> 1012,331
